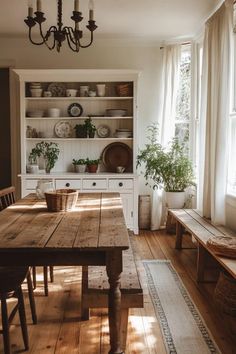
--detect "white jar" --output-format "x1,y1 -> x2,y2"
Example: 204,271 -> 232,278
48,108 -> 60,117
80,86 -> 89,97
96,84 -> 106,97
28,164 -> 39,174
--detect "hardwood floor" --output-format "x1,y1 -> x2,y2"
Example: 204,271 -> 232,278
1,230 -> 236,353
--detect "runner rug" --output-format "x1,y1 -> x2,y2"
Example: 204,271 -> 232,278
143,260 -> 221,354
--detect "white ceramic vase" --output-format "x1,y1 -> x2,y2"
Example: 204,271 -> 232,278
75,164 -> 87,173
165,191 -> 186,209
96,84 -> 106,97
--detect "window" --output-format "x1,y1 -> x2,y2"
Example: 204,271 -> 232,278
228,5 -> 236,194
175,45 -> 191,150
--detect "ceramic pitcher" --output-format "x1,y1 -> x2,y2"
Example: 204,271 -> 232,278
36,179 -> 54,199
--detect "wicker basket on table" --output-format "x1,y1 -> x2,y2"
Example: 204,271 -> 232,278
45,189 -> 78,212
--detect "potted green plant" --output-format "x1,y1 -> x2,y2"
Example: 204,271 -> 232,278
136,124 -> 195,208
85,117 -> 96,138
74,124 -> 87,138
28,147 -> 41,173
72,158 -> 87,173
86,158 -> 100,173
29,141 -> 60,174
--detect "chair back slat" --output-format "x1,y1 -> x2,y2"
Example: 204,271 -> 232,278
0,186 -> 16,211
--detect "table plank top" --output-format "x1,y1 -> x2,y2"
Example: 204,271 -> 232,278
0,192 -> 129,252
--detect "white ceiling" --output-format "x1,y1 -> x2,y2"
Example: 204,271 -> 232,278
0,0 -> 221,41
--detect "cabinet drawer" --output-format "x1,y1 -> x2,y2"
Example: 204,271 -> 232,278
108,179 -> 133,190
26,179 -> 38,189
55,179 -> 81,189
82,179 -> 107,190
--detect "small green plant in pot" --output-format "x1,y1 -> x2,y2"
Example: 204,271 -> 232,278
136,124 -> 195,208
72,158 -> 87,173
84,117 -> 96,138
29,141 -> 60,173
86,158 -> 100,173
74,124 -> 87,138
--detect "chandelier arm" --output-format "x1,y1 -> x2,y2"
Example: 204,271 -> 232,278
64,26 -> 77,46
65,28 -> 80,52
79,31 -> 94,48
42,26 -> 57,50
27,25 -> 47,45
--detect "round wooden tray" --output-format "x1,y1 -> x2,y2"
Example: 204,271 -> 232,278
101,142 -> 133,172
207,235 -> 236,258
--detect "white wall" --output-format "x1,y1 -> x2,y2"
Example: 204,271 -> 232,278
0,36 -> 163,195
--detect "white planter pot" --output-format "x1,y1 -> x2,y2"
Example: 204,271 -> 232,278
75,164 -> 87,173
165,191 -> 185,209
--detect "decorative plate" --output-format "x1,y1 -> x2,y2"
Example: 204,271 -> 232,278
54,121 -> 72,138
101,142 -> 133,172
97,125 -> 111,138
47,82 -> 66,97
68,103 -> 83,117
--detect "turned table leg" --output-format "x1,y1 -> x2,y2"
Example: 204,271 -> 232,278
106,250 -> 124,354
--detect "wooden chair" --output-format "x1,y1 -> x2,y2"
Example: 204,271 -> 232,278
0,186 -> 54,296
0,266 -> 30,354
0,186 -> 37,324
32,265 -> 54,296
0,186 -> 15,210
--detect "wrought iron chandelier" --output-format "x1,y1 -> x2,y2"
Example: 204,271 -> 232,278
24,0 -> 98,52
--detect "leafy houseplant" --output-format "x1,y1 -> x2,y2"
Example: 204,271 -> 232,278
137,124 -> 194,207
74,118 -> 96,138
72,158 -> 87,173
74,124 -> 87,138
84,118 -> 96,138
29,141 -> 60,173
86,158 -> 100,173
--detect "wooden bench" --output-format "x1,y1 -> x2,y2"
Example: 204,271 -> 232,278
81,242 -> 143,350
168,209 -> 236,282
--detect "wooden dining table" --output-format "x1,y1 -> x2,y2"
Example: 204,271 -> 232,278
0,192 -> 129,354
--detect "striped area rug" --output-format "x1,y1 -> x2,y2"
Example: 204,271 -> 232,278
143,260 -> 221,354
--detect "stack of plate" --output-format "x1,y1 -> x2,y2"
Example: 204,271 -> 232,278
27,110 -> 44,118
115,128 -> 132,138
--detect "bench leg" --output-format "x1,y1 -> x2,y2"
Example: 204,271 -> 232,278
81,266 -> 90,320
197,243 -> 207,282
175,221 -> 184,249
120,308 -> 129,351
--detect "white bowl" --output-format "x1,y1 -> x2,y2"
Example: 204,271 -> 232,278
48,108 -> 60,117
106,109 -> 127,117
30,88 -> 43,97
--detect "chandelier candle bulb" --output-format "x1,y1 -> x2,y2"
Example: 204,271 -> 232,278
37,0 -> 42,12
28,6 -> 33,17
89,10 -> 94,21
74,0 -> 79,12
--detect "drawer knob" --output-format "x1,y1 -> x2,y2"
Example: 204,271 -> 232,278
92,182 -> 96,186
119,182 -> 123,187
65,182 -> 70,187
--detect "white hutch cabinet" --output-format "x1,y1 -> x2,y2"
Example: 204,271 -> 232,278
14,69 -> 139,234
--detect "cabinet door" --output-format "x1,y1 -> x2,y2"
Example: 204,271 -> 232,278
120,193 -> 133,230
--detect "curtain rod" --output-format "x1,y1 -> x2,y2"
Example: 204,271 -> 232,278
160,41 -> 191,49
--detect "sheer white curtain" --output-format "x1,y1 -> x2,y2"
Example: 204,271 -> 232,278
198,0 -> 233,225
151,44 -> 181,230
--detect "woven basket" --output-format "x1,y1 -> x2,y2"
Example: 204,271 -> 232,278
45,189 -> 78,212
116,83 -> 132,97
206,235 -> 236,258
214,271 -> 236,317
